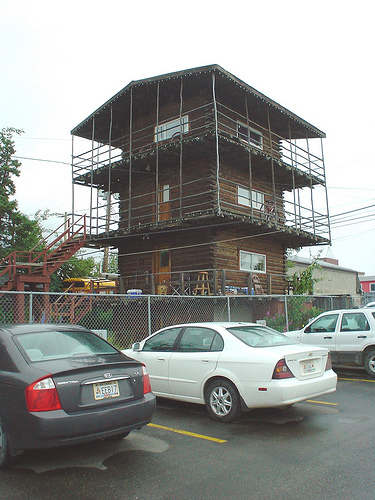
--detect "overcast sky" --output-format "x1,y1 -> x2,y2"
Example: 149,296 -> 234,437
1,0 -> 374,275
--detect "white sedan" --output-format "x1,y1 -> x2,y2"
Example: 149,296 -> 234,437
123,322 -> 337,422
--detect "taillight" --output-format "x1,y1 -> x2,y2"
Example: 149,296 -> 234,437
325,352 -> 332,371
26,376 -> 62,412
142,365 -> 152,394
272,359 -> 294,379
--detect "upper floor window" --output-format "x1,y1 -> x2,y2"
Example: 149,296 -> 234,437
239,250 -> 266,273
155,115 -> 189,142
237,186 -> 264,210
237,123 -> 263,149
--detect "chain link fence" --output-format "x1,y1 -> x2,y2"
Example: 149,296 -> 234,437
0,291 -> 356,349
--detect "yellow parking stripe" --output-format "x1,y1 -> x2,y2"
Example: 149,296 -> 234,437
148,423 -> 227,443
338,377 -> 375,383
306,400 -> 338,406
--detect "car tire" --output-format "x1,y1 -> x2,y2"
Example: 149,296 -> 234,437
0,418 -> 11,469
204,379 -> 242,423
364,350 -> 375,378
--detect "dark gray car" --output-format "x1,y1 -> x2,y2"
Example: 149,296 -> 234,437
0,324 -> 156,468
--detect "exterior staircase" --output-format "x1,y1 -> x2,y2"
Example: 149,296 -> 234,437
0,216 -> 90,324
0,215 -> 86,292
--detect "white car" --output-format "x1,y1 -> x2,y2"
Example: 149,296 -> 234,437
364,301 -> 375,308
123,322 -> 337,422
284,308 -> 375,377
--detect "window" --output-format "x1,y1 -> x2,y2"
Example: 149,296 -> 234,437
237,123 -> 263,149
143,328 -> 181,352
307,314 -> 338,333
155,115 -> 189,142
239,250 -> 266,273
237,186 -> 264,210
340,313 -> 370,332
177,327 -> 224,352
370,283 -> 375,292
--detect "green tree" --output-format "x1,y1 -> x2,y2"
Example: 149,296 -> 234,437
50,253 -> 97,292
0,127 -> 43,258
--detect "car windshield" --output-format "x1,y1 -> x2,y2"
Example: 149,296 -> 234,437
226,325 -> 298,347
15,329 -> 118,361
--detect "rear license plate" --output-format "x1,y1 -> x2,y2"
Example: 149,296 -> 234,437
93,380 -> 120,400
302,361 -> 315,374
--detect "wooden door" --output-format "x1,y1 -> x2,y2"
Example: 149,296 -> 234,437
153,248 -> 171,292
158,184 -> 171,221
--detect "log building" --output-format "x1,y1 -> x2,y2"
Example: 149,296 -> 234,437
71,65 -> 331,295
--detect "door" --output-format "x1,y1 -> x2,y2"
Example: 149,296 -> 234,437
337,311 -> 371,353
299,312 -> 338,352
153,248 -> 171,291
168,327 -> 222,400
158,184 -> 170,221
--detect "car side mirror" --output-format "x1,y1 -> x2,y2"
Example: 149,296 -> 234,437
132,342 -> 141,351
304,325 -> 311,333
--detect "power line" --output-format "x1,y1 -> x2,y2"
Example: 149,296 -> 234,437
14,156 -> 70,166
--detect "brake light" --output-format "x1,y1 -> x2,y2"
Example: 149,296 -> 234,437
325,352 -> 332,371
272,359 -> 294,379
142,365 -> 152,394
26,376 -> 62,412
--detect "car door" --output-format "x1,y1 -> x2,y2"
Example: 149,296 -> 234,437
299,313 -> 339,352
168,327 -> 223,400
136,327 -> 182,395
336,311 -> 371,357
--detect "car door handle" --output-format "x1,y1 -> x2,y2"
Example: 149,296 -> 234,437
157,357 -> 166,362
323,336 -> 333,339
358,335 -> 367,339
201,358 -> 210,363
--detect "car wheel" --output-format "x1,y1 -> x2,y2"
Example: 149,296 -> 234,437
204,379 -> 242,423
0,418 -> 11,469
364,350 -> 375,378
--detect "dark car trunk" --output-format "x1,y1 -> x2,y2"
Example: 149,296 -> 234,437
35,354 -> 144,414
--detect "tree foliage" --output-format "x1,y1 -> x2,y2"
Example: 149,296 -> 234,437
0,127 -> 43,259
50,253 -> 97,292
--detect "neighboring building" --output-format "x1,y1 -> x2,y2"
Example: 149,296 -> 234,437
288,255 -> 362,303
359,275 -> 375,294
71,65 -> 331,295
359,275 -> 375,305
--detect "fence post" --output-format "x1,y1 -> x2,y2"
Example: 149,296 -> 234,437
29,292 -> 33,324
284,295 -> 289,331
147,295 -> 152,337
227,296 -> 231,321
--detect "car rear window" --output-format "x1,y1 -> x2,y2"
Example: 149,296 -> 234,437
15,329 -> 118,361
226,325 -> 297,347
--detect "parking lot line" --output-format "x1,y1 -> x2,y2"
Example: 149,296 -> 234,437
306,400 -> 338,406
338,377 -> 375,383
148,423 -> 227,443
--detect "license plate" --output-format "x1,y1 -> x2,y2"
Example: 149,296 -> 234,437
93,380 -> 120,400
302,361 -> 315,373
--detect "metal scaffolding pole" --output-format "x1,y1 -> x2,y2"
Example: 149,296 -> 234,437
212,72 -> 221,216
179,77 -> 183,218
266,108 -> 277,224
306,135 -> 316,238
128,88 -> 133,231
155,81 -> 160,222
245,96 -> 254,219
321,137 -> 332,243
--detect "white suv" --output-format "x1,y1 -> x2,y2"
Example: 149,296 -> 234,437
285,308 -> 375,377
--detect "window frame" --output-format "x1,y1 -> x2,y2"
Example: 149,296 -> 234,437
237,186 -> 264,210
154,115 -> 189,142
239,250 -> 266,274
237,122 -> 263,150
